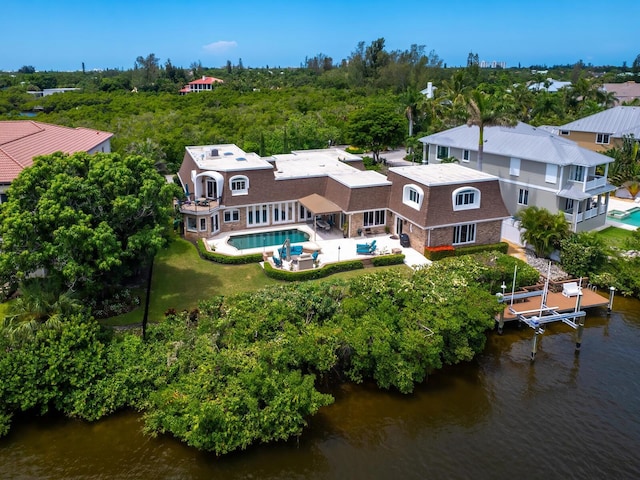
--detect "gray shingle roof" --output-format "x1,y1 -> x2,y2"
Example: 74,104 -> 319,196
420,122 -> 614,167
559,106 -> 640,137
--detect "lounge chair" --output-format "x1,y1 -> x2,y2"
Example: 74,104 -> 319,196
356,240 -> 377,254
562,282 -> 581,297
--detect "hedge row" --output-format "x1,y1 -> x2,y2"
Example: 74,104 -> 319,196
424,242 -> 509,261
263,259 -> 365,281
371,254 -> 405,267
196,239 -> 263,264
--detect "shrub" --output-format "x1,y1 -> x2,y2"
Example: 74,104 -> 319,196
345,146 -> 365,154
560,232 -> 608,278
424,245 -> 455,261
371,254 -> 405,267
263,260 -> 364,281
196,239 -> 263,264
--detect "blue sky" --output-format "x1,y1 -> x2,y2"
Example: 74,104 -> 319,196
3,0 -> 639,72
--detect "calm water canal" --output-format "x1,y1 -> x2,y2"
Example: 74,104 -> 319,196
1,296 -> 639,479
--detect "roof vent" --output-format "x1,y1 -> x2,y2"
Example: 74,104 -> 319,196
236,157 -> 246,161
224,151 -> 233,156
210,148 -> 218,157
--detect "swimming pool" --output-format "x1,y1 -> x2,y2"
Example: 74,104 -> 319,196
608,206 -> 640,227
228,228 -> 310,250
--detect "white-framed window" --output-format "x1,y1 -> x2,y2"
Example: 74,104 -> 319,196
570,165 -> 585,182
363,210 -> 386,227
211,213 -> 220,233
452,187 -> 481,210
453,223 -> 476,245
518,188 -> 529,205
199,218 -> 207,231
403,184 -> 424,210
186,216 -> 197,232
224,209 -> 240,223
560,130 -> 569,136
596,133 -> 610,145
437,145 -> 449,160
462,149 -> 470,162
247,204 -> 268,226
545,164 -> 558,184
509,157 -> 521,176
229,175 -> 249,195
299,204 -> 313,222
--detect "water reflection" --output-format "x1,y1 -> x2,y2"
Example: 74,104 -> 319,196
2,302 -> 640,479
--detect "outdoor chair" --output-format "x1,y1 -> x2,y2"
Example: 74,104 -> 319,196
272,256 -> 283,268
562,282 -> 581,297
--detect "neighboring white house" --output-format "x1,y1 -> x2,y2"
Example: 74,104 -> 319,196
420,82 -> 436,99
528,78 -> 571,93
419,122 -> 616,233
179,76 -> 224,94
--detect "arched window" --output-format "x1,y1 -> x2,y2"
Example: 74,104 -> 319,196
452,187 -> 480,211
229,175 -> 249,195
403,184 -> 424,210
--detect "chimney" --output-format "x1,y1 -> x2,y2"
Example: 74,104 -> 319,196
202,75 -> 205,80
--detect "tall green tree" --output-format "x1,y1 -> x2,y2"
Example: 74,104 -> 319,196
0,152 -> 180,297
346,100 -> 405,162
465,88 -> 516,171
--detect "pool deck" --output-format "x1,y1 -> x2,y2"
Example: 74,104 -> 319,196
207,224 -> 431,270
605,197 -> 640,230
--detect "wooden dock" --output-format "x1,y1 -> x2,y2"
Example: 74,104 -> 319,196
500,287 -> 610,321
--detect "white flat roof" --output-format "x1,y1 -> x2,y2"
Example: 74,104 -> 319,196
272,149 -> 390,187
390,163 -> 498,186
187,144 -> 272,172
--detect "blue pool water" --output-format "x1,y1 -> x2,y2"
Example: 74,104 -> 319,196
228,229 -> 310,250
611,207 -> 640,227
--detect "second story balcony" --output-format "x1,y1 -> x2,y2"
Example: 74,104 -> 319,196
178,197 -> 220,215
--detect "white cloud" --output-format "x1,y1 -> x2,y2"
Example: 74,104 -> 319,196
202,40 -> 238,54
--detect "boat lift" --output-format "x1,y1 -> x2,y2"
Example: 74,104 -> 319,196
496,263 -> 588,361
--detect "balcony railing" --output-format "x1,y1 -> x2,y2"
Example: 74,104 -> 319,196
178,198 -> 219,214
585,176 -> 607,191
563,205 -> 605,223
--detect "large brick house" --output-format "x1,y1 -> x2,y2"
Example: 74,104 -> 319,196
177,145 -> 509,252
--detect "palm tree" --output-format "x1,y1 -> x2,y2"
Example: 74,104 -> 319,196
516,206 -> 570,258
465,89 -> 516,171
2,279 -> 82,342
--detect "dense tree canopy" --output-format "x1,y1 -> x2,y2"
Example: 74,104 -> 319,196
0,254 -> 529,453
0,151 -> 179,297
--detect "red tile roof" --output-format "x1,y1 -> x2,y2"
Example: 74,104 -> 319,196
0,120 -> 113,183
188,76 -> 224,85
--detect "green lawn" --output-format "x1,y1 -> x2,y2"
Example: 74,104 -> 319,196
595,226 -> 635,249
104,237 -> 409,326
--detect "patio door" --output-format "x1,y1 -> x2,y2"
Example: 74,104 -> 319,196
206,179 -> 217,199
396,216 -> 404,235
211,213 -> 220,234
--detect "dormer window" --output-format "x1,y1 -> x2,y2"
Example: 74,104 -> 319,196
595,133 -> 610,145
403,184 -> 424,210
229,175 -> 249,195
453,187 -> 480,210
